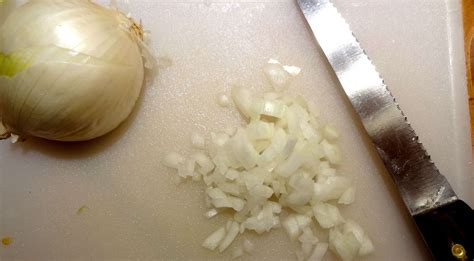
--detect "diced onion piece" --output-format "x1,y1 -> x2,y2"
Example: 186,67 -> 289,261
321,140 -> 342,165
218,94 -> 231,107
242,173 -> 264,190
275,142 -> 309,177
343,220 -> 374,256
241,210 -> 276,234
299,226 -> 319,256
243,238 -> 255,253
191,133 -> 206,149
313,202 -> 344,229
282,175 -> 313,206
286,105 -> 301,137
10,134 -> 20,143
290,205 -> 313,216
283,65 -> 302,76
225,169 -> 240,180
267,201 -> 282,214
162,152 -> 185,169
207,187 -> 227,199
282,213 -> 313,243
307,100 -> 320,118
211,198 -> 231,209
313,176 -> 351,202
248,99 -> 265,120
232,129 -> 259,170
309,114 -> 321,131
219,221 -> 240,252
178,158 -> 196,178
308,242 -> 329,261
329,229 -> 361,261
298,227 -> 318,245
247,121 -> 275,140
261,99 -> 287,119
202,226 -> 227,251
292,104 -> 310,123
294,95 -> 308,109
258,128 -> 288,165
307,138 -> 324,160
228,196 -> 246,211
295,214 -> 312,229
263,62 -> 292,92
282,215 -> 301,241
211,132 -> 230,147
204,209 -> 219,219
300,120 -> 317,140
323,124 -> 340,141
219,182 -> 241,196
249,184 -> 273,199
231,87 -> 253,118
208,187 -> 244,211
203,171 -> 226,186
338,187 -> 356,205
192,152 -> 215,174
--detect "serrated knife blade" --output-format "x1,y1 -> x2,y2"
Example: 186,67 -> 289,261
296,0 -> 474,260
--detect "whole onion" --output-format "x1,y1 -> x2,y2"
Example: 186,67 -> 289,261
0,0 -> 150,142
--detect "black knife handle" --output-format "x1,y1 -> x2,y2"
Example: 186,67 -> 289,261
413,200 -> 474,260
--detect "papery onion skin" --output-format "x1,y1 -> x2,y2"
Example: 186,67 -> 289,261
0,0 -> 145,141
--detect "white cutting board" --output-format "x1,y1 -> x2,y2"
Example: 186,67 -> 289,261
0,0 -> 472,260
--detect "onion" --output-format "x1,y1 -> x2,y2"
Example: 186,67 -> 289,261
162,152 -> 185,169
342,220 -> 375,256
323,124 -> 340,141
177,158 -> 196,178
0,0 -> 152,141
204,209 -> 219,219
217,94 -> 231,107
231,87 -> 253,119
162,61 -> 374,260
282,215 -> 301,241
321,140 -> 342,165
313,202 -> 345,229
329,228 -> 361,261
219,220 -> 240,252
260,99 -> 287,119
338,187 -> 356,205
263,59 -> 301,92
202,226 -> 227,251
247,121 -> 275,141
308,242 -> 329,261
192,152 -> 215,174
313,176 -> 352,202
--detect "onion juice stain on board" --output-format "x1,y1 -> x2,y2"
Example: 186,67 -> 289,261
1,237 -> 12,246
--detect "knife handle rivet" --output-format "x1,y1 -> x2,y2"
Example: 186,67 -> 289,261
451,244 -> 467,260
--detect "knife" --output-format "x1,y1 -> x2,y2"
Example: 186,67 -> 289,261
296,0 -> 474,260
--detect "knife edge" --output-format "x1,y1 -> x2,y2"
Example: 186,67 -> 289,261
296,0 -> 458,216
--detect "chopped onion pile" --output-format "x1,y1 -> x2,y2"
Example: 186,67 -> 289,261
162,60 -> 373,260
